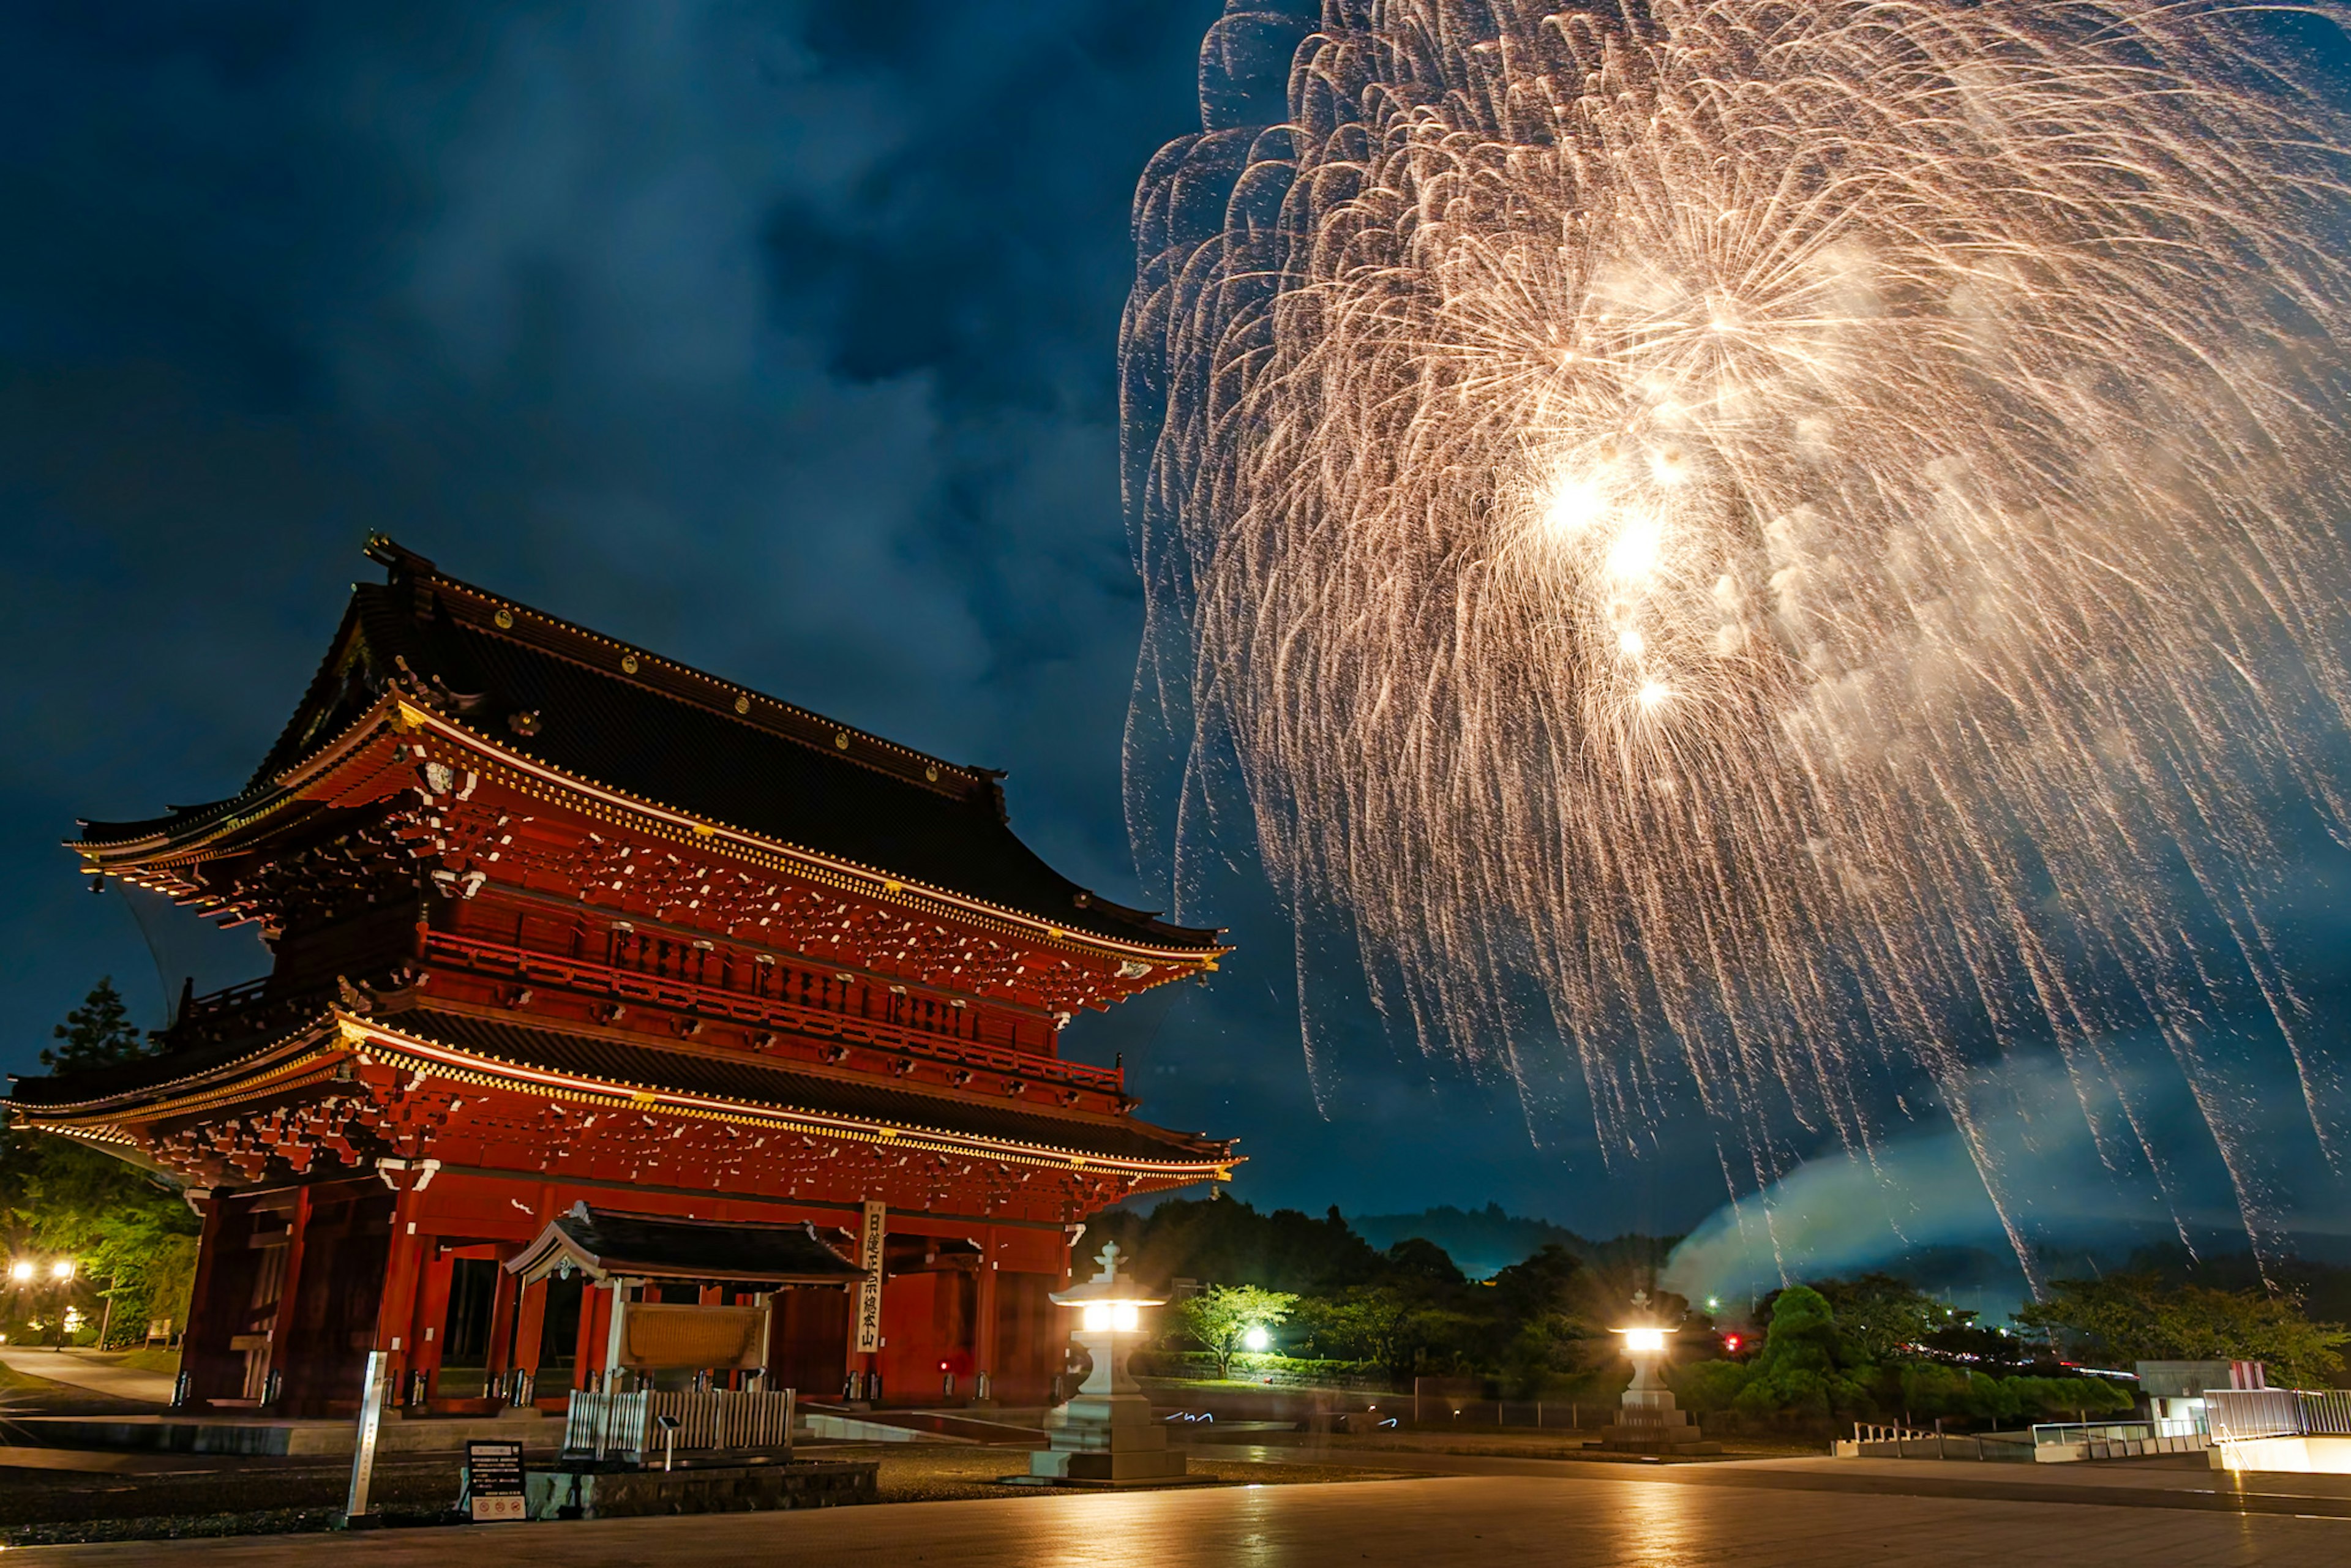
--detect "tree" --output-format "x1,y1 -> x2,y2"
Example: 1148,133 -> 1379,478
1171,1285 -> 1300,1379
2015,1274 -> 2350,1388
1382,1236 -> 1466,1287
1807,1274 -> 1947,1362
2,981 -> 195,1348
42,978 -> 149,1074
1729,1285 -> 1878,1420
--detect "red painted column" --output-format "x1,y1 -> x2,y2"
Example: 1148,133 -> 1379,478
484,1248 -> 522,1385
177,1191 -> 230,1403
262,1187 -> 313,1406
373,1184 -> 427,1402
975,1224 -> 1000,1402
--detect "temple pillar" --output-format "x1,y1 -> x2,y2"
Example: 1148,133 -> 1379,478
511,1278 -> 547,1392
373,1183 -> 428,1403
261,1187 -> 313,1406
484,1248 -> 522,1388
176,1191 -> 229,1404
973,1225 -> 1000,1405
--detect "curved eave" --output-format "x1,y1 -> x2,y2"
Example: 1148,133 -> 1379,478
75,694 -> 397,859
10,1009 -> 1237,1180
74,693 -> 1228,977
334,1014 -> 1235,1179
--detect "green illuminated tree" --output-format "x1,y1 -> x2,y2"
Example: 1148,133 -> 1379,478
1172,1284 -> 1300,1379
2015,1274 -> 2349,1389
3,981 -> 194,1346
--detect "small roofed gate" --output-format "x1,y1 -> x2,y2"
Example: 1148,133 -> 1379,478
507,1204 -> 864,1412
9,538 -> 1239,1417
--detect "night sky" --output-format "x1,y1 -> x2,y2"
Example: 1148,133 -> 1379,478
4,2 -> 2345,1289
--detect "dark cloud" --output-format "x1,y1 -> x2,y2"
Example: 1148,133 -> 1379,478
4,0 -> 1553,1228
9,1 -> 2345,1257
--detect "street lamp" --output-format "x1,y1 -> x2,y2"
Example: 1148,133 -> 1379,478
1242,1326 -> 1272,1353
50,1259 -> 74,1282
7,1259 -> 32,1284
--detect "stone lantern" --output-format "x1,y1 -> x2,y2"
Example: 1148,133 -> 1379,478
1599,1289 -> 1718,1455
1026,1241 -> 1188,1484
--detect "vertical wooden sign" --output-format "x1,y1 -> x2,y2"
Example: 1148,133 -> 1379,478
854,1199 -> 886,1354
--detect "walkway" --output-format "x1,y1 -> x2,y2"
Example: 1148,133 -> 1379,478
0,1349 -> 173,1406
11,1470 -> 2345,1566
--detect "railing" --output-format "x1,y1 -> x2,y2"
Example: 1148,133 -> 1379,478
427,931 -> 1124,1095
1854,1424 -> 1938,1445
562,1387 -> 798,1461
2028,1418 -> 2208,1461
178,976 -> 273,1024
1411,1396 -> 1596,1428
564,1388 -> 650,1458
2208,1389 -> 2351,1443
1848,1423 -> 2036,1461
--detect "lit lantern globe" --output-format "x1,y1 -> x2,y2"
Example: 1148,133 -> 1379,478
1618,1326 -> 1669,1356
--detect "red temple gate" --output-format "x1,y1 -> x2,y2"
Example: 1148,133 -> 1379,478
9,538 -> 1236,1414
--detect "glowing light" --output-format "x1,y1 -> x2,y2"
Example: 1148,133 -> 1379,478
1603,516 -> 1663,582
1723,1334 -> 1743,1354
1242,1326 -> 1272,1352
1621,1327 -> 1668,1355
1543,476 -> 1608,537
49,1260 -> 72,1283
1082,1303 -> 1142,1333
6,1261 -> 30,1284
1125,0 -> 2351,1281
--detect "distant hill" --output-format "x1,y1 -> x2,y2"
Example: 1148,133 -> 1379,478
1349,1202 -> 1677,1280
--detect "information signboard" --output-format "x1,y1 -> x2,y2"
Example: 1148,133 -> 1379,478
854,1198 -> 887,1354
465,1439 -> 527,1523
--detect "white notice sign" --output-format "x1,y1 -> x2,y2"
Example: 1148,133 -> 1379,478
854,1198 -> 887,1353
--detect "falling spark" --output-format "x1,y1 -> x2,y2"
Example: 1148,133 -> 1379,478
1122,0 -> 2351,1281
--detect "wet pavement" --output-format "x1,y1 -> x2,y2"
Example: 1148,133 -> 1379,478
6,1465 -> 2345,1566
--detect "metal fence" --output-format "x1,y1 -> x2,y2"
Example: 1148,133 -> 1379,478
562,1387 -> 798,1461
2207,1389 -> 2351,1443
2028,1419 -> 2208,1460
1410,1396 -> 1597,1428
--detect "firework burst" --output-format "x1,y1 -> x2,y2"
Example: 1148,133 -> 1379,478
1124,0 -> 2351,1275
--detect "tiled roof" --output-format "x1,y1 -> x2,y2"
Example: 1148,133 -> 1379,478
8,1000 -> 1229,1168
534,1204 -> 865,1284
373,1007 -> 1221,1164
80,538 -> 1220,953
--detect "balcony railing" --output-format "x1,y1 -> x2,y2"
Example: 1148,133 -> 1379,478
425,931 -> 1125,1096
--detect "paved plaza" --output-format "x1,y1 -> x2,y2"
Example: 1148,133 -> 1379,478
10,1465 -> 2349,1567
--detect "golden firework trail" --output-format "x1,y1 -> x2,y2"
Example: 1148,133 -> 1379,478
1123,0 -> 2351,1278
